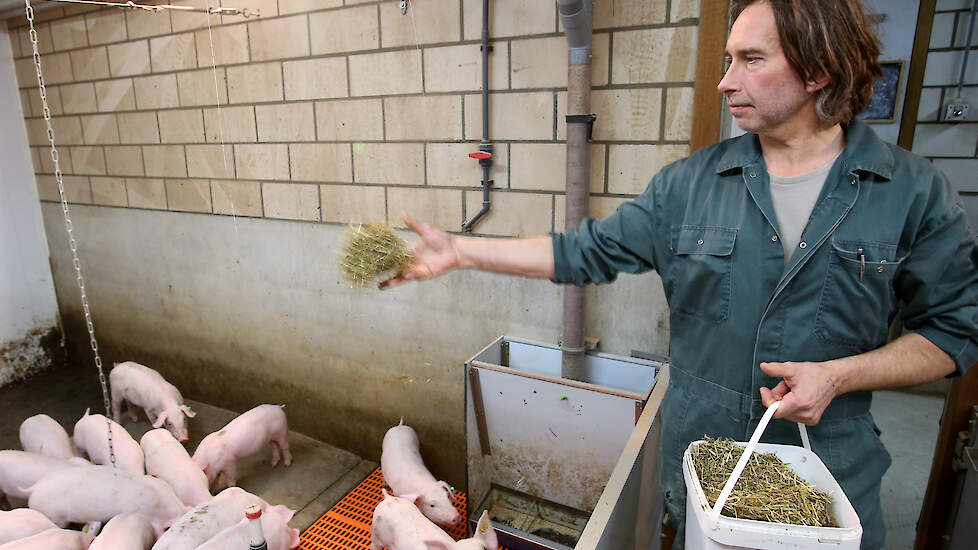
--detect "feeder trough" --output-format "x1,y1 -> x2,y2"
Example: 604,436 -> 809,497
465,336 -> 669,550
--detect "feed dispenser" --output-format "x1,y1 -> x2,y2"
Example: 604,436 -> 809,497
465,336 -> 666,550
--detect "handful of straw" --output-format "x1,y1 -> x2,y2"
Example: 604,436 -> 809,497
691,436 -> 837,527
339,222 -> 413,288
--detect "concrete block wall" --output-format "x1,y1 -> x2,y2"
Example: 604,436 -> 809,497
7,0 -> 692,484
10,0 -> 699,236
915,0 -> 978,233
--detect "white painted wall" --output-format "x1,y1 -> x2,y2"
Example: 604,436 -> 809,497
0,21 -> 60,384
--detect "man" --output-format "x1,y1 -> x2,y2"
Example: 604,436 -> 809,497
382,1 -> 978,547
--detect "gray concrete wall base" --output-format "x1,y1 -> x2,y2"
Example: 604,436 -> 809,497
42,203 -> 670,486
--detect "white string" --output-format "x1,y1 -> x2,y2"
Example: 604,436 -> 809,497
203,0 -> 238,236
407,0 -> 424,95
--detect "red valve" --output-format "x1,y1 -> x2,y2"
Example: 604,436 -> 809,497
468,152 -> 492,160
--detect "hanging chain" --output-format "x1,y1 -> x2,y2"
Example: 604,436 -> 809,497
25,0 -> 116,468
48,0 -> 259,18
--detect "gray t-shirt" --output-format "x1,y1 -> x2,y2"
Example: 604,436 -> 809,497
769,157 -> 838,264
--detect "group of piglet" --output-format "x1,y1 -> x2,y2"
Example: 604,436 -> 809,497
374,419 -> 498,550
0,361 -> 298,550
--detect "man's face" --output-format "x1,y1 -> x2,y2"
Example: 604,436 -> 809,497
717,2 -> 820,137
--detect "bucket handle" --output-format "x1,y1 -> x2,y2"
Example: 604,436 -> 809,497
708,401 -> 811,529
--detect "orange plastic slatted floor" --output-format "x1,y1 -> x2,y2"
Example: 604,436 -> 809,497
300,467 -> 507,549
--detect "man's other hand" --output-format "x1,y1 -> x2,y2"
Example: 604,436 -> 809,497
759,361 -> 841,425
379,212 -> 460,289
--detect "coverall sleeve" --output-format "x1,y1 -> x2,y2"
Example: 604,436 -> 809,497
552,176 -> 663,286
897,171 -> 978,375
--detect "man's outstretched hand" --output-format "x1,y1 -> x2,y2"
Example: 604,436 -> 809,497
759,361 -> 841,425
379,213 -> 460,289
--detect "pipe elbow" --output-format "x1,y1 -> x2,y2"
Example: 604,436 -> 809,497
557,0 -> 593,55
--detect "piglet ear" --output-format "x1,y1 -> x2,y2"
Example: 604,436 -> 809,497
475,510 -> 499,550
270,504 -> 296,522
399,492 -> 423,504
423,540 -> 451,550
438,480 -> 455,498
152,412 -> 167,428
182,405 -> 197,418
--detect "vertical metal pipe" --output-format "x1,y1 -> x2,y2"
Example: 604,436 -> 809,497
558,0 -> 593,381
461,0 -> 493,232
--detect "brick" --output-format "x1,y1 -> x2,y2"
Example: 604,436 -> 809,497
290,143 -> 352,182
95,78 -> 136,112
118,112 -> 160,144
349,50 -> 422,96
593,0 -> 666,29
510,143 -> 605,193
555,195 -> 628,230
354,143 -> 424,185
187,144 -> 236,179
227,62 -> 284,104
90,177 -> 128,206
426,142 -> 508,188
912,123 -> 978,157
71,146 -> 106,175
170,0 -> 224,32
315,98 -> 383,141
388,188 -> 462,231
608,144 -> 689,194
195,24 -> 249,67
25,119 -> 49,147
50,16 -> 89,51
143,145 -> 188,178
204,105 -> 257,143
19,90 -> 31,118
381,0 -> 460,47
151,33 -> 198,72
85,10 -> 127,46
463,191 -> 552,236
249,15 -> 310,61
283,57 -> 348,101
177,68 -> 228,106
39,146 -> 72,174
932,158 -> 978,193
63,5 -> 100,15
60,83 -> 97,114
262,182 -> 320,221
222,0 -> 278,19
424,44 -> 508,93
234,144 -> 290,180
280,0 -> 342,15
464,92 -> 553,141
613,27 -> 698,84
35,175 -> 60,202
664,87 -> 694,141
158,109 -> 205,143
384,96 -> 462,140
212,179 -> 263,217
126,8 -> 172,39
321,184 -> 386,224
40,52 -> 74,85
957,13 -> 978,46
81,114 -> 120,145
511,36 -> 566,90
108,40 -> 151,77
104,145 -> 144,177
29,86 -> 62,117
126,177 -> 166,209
61,176 -> 93,204
671,0 -> 700,22
166,179 -> 212,212
924,51 -> 978,86
9,28 -> 22,58
310,5 -> 378,55
591,88 -> 662,141
255,103 -> 316,142
19,25 -> 54,56
52,116 -> 84,145
134,74 -> 179,109
462,0 -> 554,40
70,47 -> 110,81
14,58 -> 36,89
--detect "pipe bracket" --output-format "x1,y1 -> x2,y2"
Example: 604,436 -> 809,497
565,113 -> 597,141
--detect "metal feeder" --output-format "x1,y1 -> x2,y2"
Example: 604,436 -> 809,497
465,336 -> 669,550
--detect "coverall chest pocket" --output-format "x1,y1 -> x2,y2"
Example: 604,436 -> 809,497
814,239 -> 905,349
667,226 -> 737,322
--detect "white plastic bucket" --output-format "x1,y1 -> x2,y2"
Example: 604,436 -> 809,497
682,402 -> 862,550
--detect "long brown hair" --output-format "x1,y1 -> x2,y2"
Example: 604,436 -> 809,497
729,0 -> 882,125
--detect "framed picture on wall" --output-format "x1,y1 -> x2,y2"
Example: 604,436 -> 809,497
857,60 -> 905,123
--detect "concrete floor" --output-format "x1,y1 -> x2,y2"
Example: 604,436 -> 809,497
0,363 -> 945,547
0,362 -> 377,532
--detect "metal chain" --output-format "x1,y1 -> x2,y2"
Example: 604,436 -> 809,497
25,0 -> 116,468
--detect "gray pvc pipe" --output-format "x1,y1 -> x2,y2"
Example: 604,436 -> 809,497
558,0 -> 593,65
